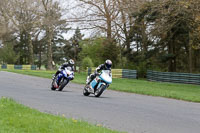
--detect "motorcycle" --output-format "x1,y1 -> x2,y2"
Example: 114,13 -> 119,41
51,67 -> 74,91
83,70 -> 112,97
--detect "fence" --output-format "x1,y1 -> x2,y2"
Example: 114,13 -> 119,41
88,67 -> 137,79
147,70 -> 200,85
0,64 -> 37,70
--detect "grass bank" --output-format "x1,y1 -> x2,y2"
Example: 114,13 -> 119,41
1,69 -> 200,102
0,97 -> 121,133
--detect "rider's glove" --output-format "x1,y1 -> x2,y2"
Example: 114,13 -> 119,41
95,71 -> 99,76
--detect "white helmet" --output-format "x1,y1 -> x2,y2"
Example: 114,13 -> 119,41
105,59 -> 112,69
68,59 -> 75,66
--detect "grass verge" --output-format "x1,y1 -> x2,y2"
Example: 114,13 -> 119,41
0,97 -> 121,133
1,69 -> 200,102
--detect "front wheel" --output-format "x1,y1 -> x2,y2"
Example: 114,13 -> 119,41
83,85 -> 90,96
94,84 -> 106,97
58,78 -> 69,91
51,78 -> 57,91
51,85 -> 56,90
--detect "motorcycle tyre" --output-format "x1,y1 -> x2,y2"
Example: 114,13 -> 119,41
83,85 -> 90,96
51,85 -> 56,91
58,79 -> 69,91
51,78 -> 57,91
94,84 -> 106,97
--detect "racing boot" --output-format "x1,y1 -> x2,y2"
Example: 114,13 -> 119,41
86,76 -> 91,84
52,74 -> 55,80
54,81 -> 59,88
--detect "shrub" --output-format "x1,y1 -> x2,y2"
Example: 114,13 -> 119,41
81,57 -> 94,71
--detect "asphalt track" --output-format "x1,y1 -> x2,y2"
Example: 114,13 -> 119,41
0,71 -> 200,133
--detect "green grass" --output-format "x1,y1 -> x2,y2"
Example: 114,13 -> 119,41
0,97 -> 121,133
1,69 -> 200,102
0,69 -> 87,84
111,78 -> 200,102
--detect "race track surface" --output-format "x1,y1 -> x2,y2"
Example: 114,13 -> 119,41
0,71 -> 200,133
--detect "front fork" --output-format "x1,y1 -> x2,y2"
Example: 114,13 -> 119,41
56,73 -> 63,85
96,82 -> 107,91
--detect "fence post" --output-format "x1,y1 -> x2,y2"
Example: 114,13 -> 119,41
88,68 -> 91,76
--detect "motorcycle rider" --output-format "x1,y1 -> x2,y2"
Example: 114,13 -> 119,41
86,59 -> 112,84
53,59 -> 75,88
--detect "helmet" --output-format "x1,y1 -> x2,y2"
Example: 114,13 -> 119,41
105,59 -> 112,69
68,59 -> 75,66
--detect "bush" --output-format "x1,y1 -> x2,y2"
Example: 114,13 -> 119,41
78,38 -> 105,66
0,44 -> 19,64
81,57 -> 94,71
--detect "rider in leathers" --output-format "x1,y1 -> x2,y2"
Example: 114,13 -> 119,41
53,59 -> 75,88
87,59 -> 112,84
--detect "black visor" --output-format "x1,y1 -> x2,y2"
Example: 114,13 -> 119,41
106,64 -> 111,69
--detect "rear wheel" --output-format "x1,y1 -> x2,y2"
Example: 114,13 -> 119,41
58,78 -> 69,91
94,84 -> 106,97
83,85 -> 90,96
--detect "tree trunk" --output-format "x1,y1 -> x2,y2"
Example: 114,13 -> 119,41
173,41 -> 176,72
193,50 -> 198,72
189,32 -> 193,73
189,41 -> 193,73
107,19 -> 112,40
28,33 -> 34,65
141,21 -> 148,57
39,42 -> 42,70
168,42 -> 173,72
19,34 -> 23,64
73,47 -> 77,72
103,0 -> 112,40
47,28 -> 53,70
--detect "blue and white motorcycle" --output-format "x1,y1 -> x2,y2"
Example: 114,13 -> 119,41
51,67 -> 74,91
83,70 -> 112,97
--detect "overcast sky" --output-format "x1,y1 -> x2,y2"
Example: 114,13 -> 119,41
58,0 -> 92,40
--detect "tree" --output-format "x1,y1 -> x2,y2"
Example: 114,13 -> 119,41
0,0 -> 43,65
102,39 -> 120,68
42,0 -> 68,70
69,0 -> 119,41
63,27 -> 83,65
0,43 -> 19,64
151,0 -> 200,72
78,37 -> 120,68
133,0 -> 200,73
114,0 -> 147,52
78,38 -> 105,66
81,57 -> 94,70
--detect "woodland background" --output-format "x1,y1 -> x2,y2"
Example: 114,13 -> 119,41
0,0 -> 200,77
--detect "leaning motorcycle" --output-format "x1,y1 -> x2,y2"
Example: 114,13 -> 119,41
83,70 -> 112,97
51,68 -> 74,91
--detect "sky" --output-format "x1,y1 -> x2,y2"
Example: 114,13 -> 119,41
58,0 -> 92,40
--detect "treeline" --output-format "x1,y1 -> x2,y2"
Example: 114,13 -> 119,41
0,0 -> 69,70
0,0 -> 200,77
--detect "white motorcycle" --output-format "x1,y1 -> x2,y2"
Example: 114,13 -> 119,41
83,70 -> 112,97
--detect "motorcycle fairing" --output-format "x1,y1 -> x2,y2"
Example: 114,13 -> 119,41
90,78 -> 98,89
97,82 -> 106,90
99,70 -> 112,84
57,73 -> 63,84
